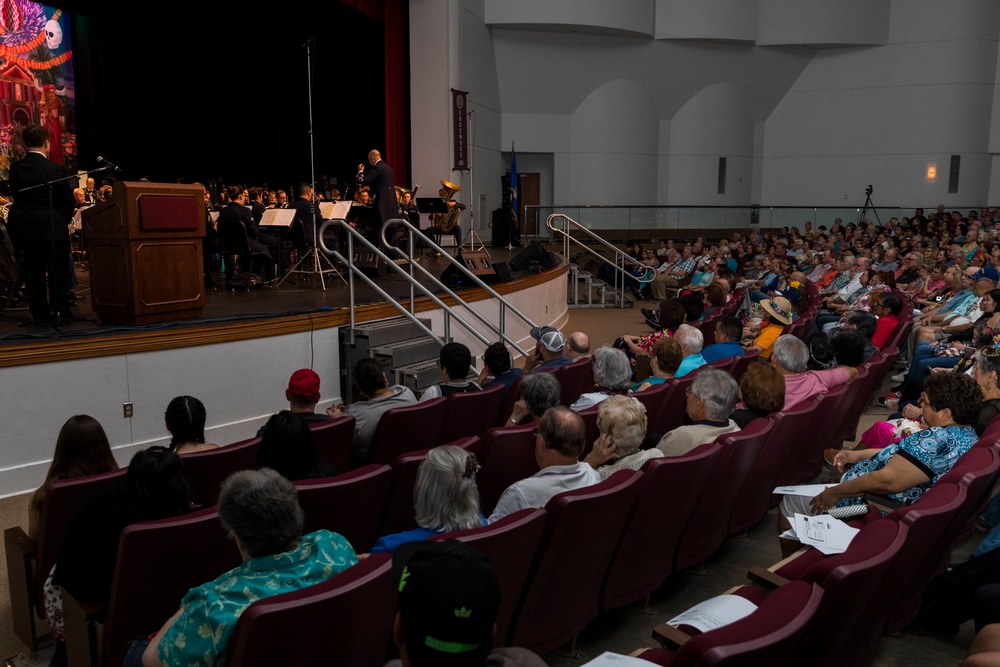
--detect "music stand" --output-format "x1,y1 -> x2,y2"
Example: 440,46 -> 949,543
277,208 -> 346,287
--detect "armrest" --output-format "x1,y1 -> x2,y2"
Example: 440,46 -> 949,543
652,622 -> 690,649
62,588 -> 105,667
863,493 -> 903,512
5,526 -> 41,649
747,565 -> 790,590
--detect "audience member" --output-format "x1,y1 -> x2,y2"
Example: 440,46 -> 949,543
771,334 -> 858,411
49,447 -> 192,663
729,362 -> 785,428
476,340 -> 523,401
841,309 -> 879,361
570,346 -> 633,411
506,372 -> 561,426
372,446 -> 484,554
165,395 -> 219,454
420,342 -> 482,400
700,316 -> 745,364
524,326 -> 571,372
582,395 -> 661,476
656,369 -> 740,456
673,324 -> 707,377
631,337 -> 683,392
389,540 -> 545,667
282,368 -> 331,425
745,296 -> 792,358
28,415 -> 118,541
255,411 -> 330,481
871,293 -> 903,350
488,407 -> 599,522
329,358 -> 418,464
829,328 -> 868,367
566,331 -> 591,360
136,469 -> 357,666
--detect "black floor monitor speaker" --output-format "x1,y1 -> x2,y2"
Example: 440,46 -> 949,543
509,242 -> 554,271
353,251 -> 382,279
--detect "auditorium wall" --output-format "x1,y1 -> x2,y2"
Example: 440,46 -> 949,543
414,0 -> 1000,217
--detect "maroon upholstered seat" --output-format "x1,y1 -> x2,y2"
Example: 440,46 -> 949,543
180,436 -> 261,506
295,464 -> 393,553
309,415 -> 355,476
507,470 -> 643,654
601,444 -> 722,611
475,425 -> 538,516
367,397 -> 448,464
226,552 -> 397,667
555,356 -> 595,408
652,374 -> 695,435
430,508 -> 548,646
438,382 -> 505,443
728,348 -> 759,381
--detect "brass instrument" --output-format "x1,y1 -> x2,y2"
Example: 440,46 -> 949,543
433,180 -> 462,234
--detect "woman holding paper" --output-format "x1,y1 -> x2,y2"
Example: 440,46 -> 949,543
778,372 -> 981,538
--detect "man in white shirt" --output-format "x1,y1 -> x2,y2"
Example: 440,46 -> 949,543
488,407 -> 600,522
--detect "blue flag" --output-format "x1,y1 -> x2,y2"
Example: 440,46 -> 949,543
509,143 -> 518,223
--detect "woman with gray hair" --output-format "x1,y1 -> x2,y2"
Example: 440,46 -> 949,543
657,368 -> 741,457
370,445 -> 485,554
583,395 -> 662,477
137,468 -> 358,666
570,346 -> 633,412
507,371 -> 561,425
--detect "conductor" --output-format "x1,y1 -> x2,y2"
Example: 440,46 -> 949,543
7,124 -> 75,323
356,149 -> 395,239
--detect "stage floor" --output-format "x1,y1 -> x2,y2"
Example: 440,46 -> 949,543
0,246 -> 556,354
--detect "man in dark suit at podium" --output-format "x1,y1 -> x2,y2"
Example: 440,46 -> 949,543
356,149 -> 395,243
7,124 -> 75,323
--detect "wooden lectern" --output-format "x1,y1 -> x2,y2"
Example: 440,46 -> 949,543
83,182 -> 205,325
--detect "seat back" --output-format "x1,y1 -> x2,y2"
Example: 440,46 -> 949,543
577,405 -> 601,458
295,464 -> 393,553
670,581 -> 824,667
438,383 -> 505,443
217,217 -> 252,253
728,348 -> 759,381
675,418 -> 774,570
476,425 -> 539,516
555,356 -> 595,407
508,470 -> 643,654
630,381 -> 670,428
430,508 -> 548,645
772,389 -> 840,488
651,374 -> 695,435
225,552 -> 396,667
936,442 -> 1000,545
180,437 -> 261,506
309,416 -> 355,477
367,397 -> 448,464
797,383 -> 851,481
101,508 -> 242,667
601,444 -> 722,611
728,398 -> 820,535
495,374 -> 524,426
35,468 -> 127,605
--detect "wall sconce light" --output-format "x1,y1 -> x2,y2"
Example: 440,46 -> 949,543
927,164 -> 937,181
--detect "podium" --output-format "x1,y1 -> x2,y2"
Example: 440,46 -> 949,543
83,182 -> 205,325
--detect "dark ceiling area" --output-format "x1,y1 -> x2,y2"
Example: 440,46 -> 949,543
66,2 -> 385,193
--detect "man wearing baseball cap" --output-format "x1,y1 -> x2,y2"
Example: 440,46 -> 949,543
390,540 -> 544,667
284,368 -> 332,426
524,325 -> 571,373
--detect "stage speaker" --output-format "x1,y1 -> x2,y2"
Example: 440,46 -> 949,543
509,242 -> 554,271
440,251 -> 500,287
353,251 -> 382,279
492,261 -> 512,283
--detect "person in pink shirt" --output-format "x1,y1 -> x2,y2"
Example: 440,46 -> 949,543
770,334 -> 859,411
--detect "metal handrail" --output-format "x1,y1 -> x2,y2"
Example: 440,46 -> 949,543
317,219 -> 533,356
546,213 -> 654,307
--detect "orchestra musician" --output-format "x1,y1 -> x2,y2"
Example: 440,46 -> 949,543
431,180 -> 466,257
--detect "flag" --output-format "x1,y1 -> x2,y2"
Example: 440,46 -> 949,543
509,142 -> 518,223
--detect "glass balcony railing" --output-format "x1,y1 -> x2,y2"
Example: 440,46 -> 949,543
524,204 -> 966,239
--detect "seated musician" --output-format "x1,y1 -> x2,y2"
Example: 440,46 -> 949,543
431,182 -> 466,257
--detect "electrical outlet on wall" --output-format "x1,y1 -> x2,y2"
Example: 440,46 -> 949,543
123,402 -> 133,418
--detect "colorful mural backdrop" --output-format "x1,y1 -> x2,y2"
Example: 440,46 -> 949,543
0,0 -> 73,179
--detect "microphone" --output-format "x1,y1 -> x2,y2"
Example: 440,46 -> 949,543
97,155 -> 121,172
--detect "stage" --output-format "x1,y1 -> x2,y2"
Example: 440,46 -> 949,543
0,246 -> 562,368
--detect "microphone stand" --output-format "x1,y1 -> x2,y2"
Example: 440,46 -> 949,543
281,37 -> 345,289
463,109 -> 488,255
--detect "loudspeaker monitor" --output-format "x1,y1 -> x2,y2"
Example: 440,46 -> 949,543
509,242 -> 554,271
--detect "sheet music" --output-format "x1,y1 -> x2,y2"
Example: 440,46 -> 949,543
773,484 -> 836,498
260,208 -> 296,229
581,652 -> 659,666
792,513 -> 860,555
321,201 -> 352,220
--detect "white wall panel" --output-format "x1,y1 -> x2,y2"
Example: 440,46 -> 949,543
485,0 -> 654,37
756,0 -> 889,47
655,0 -> 757,43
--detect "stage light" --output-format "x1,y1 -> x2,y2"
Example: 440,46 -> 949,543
926,164 -> 937,181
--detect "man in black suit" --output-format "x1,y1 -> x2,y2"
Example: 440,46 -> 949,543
356,149 -> 395,241
216,185 -> 275,278
7,124 -> 75,323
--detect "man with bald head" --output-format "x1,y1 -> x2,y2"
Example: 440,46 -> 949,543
356,149 -> 396,240
566,331 -> 591,360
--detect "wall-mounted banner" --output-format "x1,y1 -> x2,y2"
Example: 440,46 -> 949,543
452,89 -> 468,171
